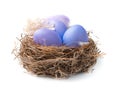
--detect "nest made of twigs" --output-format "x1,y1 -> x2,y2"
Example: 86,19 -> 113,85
13,34 -> 101,78
13,18 -> 101,78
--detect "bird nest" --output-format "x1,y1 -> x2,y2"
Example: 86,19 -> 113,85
13,19 -> 101,78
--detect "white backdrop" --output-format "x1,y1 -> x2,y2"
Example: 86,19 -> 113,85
0,0 -> 120,88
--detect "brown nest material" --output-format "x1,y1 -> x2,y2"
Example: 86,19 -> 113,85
13,19 -> 102,78
13,34 -> 101,78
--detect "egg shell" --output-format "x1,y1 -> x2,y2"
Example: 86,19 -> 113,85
48,20 -> 67,41
47,15 -> 70,26
63,25 -> 88,47
33,28 -> 62,46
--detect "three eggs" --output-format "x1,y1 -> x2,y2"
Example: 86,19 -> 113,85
33,15 -> 88,47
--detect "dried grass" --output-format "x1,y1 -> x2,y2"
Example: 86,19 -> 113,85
13,18 -> 102,78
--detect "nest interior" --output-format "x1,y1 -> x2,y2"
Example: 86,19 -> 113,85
14,34 -> 101,78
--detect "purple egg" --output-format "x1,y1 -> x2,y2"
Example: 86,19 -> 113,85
33,28 -> 62,46
47,15 -> 70,26
47,20 -> 67,40
63,25 -> 88,47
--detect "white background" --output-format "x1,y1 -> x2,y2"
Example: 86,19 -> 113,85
0,0 -> 120,88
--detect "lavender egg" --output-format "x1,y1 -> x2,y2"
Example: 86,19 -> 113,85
48,20 -> 67,40
33,28 -> 62,46
63,25 -> 88,47
47,15 -> 70,26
